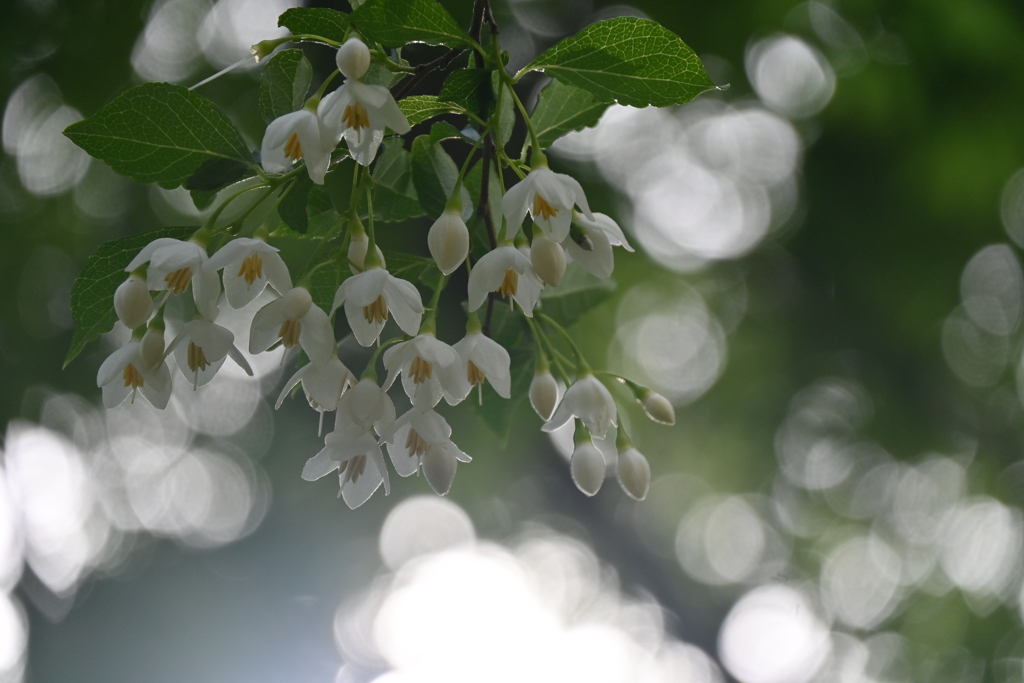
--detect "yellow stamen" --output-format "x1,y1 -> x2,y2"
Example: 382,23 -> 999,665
532,194 -> 559,220
467,360 -> 486,386
187,342 -> 209,373
123,363 -> 144,389
363,295 -> 388,325
408,356 -> 433,384
164,267 -> 192,294
342,102 -> 371,131
279,319 -> 301,348
338,455 -> 367,486
405,429 -> 430,457
284,131 -> 303,161
499,269 -> 518,299
238,253 -> 264,287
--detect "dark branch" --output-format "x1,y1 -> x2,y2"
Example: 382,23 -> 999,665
392,47 -> 464,101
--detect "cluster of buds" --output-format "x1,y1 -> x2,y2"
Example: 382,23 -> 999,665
95,35 -> 672,508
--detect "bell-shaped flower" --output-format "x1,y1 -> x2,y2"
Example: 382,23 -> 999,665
249,287 -> 334,367
385,408 -> 470,496
616,446 -> 651,501
530,234 -> 566,287
206,238 -> 292,309
318,38 -> 411,167
301,423 -> 390,510
543,373 -> 617,439
261,108 -> 334,184
383,334 -> 468,411
427,208 -> 469,276
96,338 -> 172,410
467,245 -> 543,316
501,165 -> 593,242
642,391 -> 675,425
347,231 -> 385,275
166,317 -> 253,389
332,377 -> 397,441
332,268 -> 423,347
564,212 -> 634,279
452,331 -> 511,402
114,275 -> 153,329
571,436 -> 607,497
126,238 -> 220,320
529,369 -> 559,421
275,354 -> 355,433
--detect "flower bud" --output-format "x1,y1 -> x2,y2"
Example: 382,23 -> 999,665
571,441 -> 606,496
616,447 -> 650,500
529,371 -> 559,421
348,233 -> 386,275
530,235 -> 566,287
114,275 -> 153,329
336,37 -> 371,80
642,391 -> 675,425
140,328 -> 165,369
283,287 -> 313,320
422,446 -> 457,496
427,210 -> 469,275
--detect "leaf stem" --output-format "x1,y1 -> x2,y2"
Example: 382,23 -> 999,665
538,312 -> 589,373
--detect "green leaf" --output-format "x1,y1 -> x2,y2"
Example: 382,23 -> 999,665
278,175 -> 314,233
520,17 -> 716,108
277,7 -> 349,44
427,120 -> 468,144
495,74 -> 514,147
530,78 -> 609,148
306,254 -> 349,314
398,95 -> 471,127
464,161 -> 501,251
350,0 -> 474,48
440,69 -> 494,117
371,141 -> 424,222
65,225 -> 196,368
64,82 -> 252,188
410,135 -> 471,220
383,251 -> 434,279
539,266 -> 616,327
324,157 -> 358,216
259,48 -> 313,124
305,185 -> 341,237
183,157 -> 252,194
470,352 -> 532,443
363,58 -> 408,89
190,189 -> 218,211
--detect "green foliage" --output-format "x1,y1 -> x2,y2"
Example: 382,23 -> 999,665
371,141 -> 424,222
411,134 -> 460,219
398,96 -> 472,127
521,17 -> 716,108
279,175 -> 315,233
259,49 -> 313,123
539,267 -> 617,328
307,252 -> 349,314
440,69 -> 494,117
530,79 -> 609,149
65,226 -> 196,368
64,82 -> 251,189
183,158 -> 253,195
277,7 -> 349,44
350,0 -> 474,49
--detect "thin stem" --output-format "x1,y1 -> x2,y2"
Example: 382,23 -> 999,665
393,48 -> 466,101
528,317 -> 571,386
291,33 -> 343,47
203,183 -> 271,233
505,82 -> 542,157
538,313 -> 588,371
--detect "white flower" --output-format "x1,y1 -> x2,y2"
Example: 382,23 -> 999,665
126,238 -> 220,320
205,238 -> 292,309
428,209 -> 469,275
275,354 -> 355,432
543,374 -> 617,439
530,234 -> 566,287
318,54 -> 411,167
301,425 -> 390,510
616,446 -> 650,500
332,377 -> 397,440
261,108 -> 333,184
383,334 -> 468,411
140,328 -> 166,369
336,36 -> 371,80
166,318 -> 253,389
452,331 -> 511,401
347,231 -> 385,275
385,409 -> 470,496
529,370 -> 559,421
642,391 -> 675,425
249,287 -> 334,367
331,268 -> 423,347
565,212 -> 634,279
501,166 -> 593,242
96,339 -> 172,410
114,274 -> 153,329
571,437 -> 606,496
467,245 -> 543,316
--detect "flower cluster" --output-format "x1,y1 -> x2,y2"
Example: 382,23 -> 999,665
92,34 -> 674,508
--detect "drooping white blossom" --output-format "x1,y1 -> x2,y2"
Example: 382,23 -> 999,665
543,373 -> 617,439
452,330 -> 511,401
276,354 -> 355,432
642,391 -> 675,425
501,166 -> 593,242
529,370 -> 559,421
347,231 -> 385,275
564,212 -> 634,279
126,238 -> 220,320
383,334 -> 468,411
467,244 -> 543,316
385,408 -> 470,496
332,268 -> 423,347
616,446 -> 650,500
529,234 -> 566,287
571,432 -> 607,496
428,208 -> 470,276
96,339 -> 172,410
114,274 -> 153,329
249,287 -> 334,367
205,237 -> 292,309
261,108 -> 334,184
166,317 -> 253,389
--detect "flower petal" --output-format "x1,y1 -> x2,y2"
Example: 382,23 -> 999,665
249,297 -> 290,354
302,443 -> 341,481
299,305 -> 335,367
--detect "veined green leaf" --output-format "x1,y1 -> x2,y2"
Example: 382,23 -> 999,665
410,135 -> 472,220
372,141 -> 424,222
278,174 -> 314,233
64,82 -> 252,188
351,0 -> 473,49
520,17 -> 716,108
277,7 -> 349,44
440,69 -> 493,118
539,266 -> 616,328
259,48 -> 313,124
530,78 -> 609,148
398,96 -> 471,127
306,252 -> 349,314
65,225 -> 196,368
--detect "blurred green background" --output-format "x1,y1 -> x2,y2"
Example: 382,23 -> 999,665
3,0 -> 1024,682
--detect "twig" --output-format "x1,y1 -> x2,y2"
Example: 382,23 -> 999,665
392,48 -> 464,100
